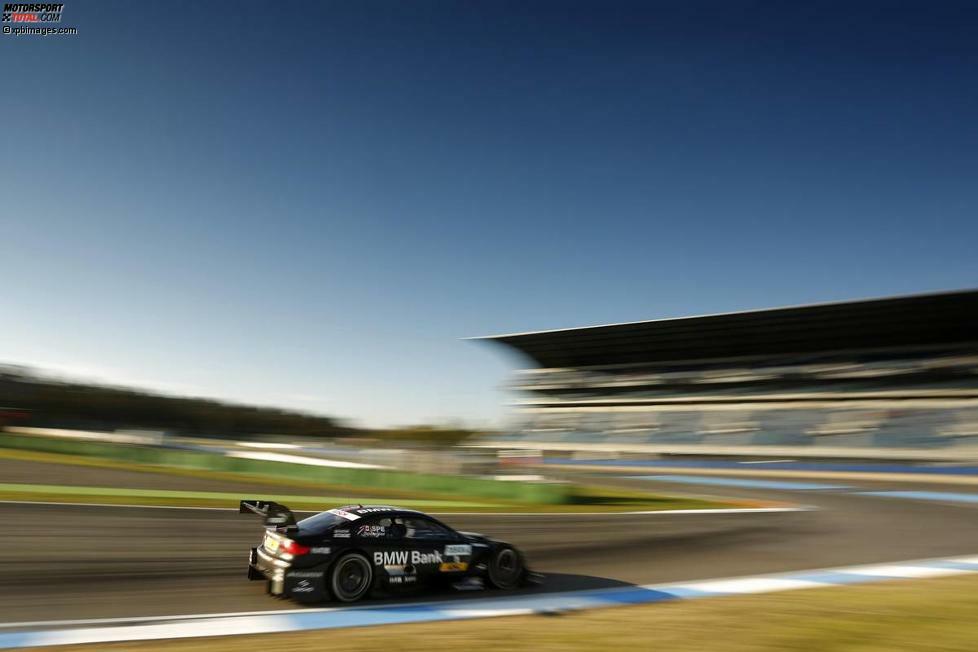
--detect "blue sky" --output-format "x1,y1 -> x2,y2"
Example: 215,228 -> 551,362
2,1 -> 976,428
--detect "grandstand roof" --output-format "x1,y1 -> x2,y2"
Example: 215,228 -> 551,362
472,289 -> 978,369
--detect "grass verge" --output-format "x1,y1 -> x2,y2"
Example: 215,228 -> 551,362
33,574 -> 978,652
0,448 -> 736,513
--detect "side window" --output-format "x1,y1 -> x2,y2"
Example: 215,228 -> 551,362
355,517 -> 395,540
402,517 -> 452,541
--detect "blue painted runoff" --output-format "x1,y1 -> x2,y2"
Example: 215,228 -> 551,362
626,474 -> 850,491
857,490 -> 978,504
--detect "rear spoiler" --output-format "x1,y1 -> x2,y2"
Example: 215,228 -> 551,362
239,500 -> 298,533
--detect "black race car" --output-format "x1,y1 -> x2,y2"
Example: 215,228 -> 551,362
243,501 -> 532,603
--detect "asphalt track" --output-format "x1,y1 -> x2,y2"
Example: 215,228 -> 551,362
4,470 -> 978,625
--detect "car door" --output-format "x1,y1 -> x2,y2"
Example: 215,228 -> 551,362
350,516 -> 405,586
401,516 -> 471,581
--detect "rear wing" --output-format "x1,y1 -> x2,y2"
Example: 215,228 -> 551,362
239,500 -> 298,533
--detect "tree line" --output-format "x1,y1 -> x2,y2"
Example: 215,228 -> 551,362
0,366 -> 352,439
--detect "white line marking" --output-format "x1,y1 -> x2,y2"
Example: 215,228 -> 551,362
0,500 -> 813,517
20,615 -> 301,647
227,451 -> 386,470
612,507 -> 815,515
841,564 -> 966,579
0,607 -> 343,631
0,500 -> 251,512
672,577 -> 824,594
432,607 -> 534,619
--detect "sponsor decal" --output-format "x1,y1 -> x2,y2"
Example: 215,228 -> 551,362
375,550 -> 407,566
311,547 -> 332,554
357,524 -> 386,538
373,550 -> 444,566
356,507 -> 395,514
332,529 -> 350,538
292,580 -> 315,593
288,571 -> 324,578
439,561 -> 469,572
388,575 -> 417,584
444,544 -> 472,556
412,550 -> 443,565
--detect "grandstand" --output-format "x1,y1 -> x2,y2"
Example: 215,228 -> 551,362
473,289 -> 978,459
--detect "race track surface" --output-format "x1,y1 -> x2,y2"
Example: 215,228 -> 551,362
4,473 -> 978,623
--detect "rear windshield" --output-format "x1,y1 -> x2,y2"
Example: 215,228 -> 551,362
297,511 -> 346,536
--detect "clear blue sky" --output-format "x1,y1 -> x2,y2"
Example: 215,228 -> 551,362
2,1 -> 976,428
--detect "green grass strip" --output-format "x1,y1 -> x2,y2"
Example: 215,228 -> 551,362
0,483 -> 494,508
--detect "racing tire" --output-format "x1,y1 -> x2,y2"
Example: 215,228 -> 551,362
330,553 -> 373,603
486,546 -> 524,591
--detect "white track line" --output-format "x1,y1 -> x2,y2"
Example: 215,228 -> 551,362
0,500 -> 813,516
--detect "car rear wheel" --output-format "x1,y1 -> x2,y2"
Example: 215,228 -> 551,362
330,553 -> 373,602
486,546 -> 524,590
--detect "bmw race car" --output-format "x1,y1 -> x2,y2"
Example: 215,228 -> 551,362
243,501 -> 533,603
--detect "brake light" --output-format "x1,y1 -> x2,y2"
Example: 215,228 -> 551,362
280,539 -> 310,556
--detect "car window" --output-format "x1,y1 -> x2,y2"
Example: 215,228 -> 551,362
402,517 -> 452,540
354,517 -> 405,540
296,510 -> 347,536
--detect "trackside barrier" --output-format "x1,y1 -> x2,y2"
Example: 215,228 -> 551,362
0,432 -> 570,504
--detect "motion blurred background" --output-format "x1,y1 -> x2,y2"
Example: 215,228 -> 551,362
3,1 -> 978,650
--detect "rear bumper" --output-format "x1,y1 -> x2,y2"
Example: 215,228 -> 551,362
250,546 -> 290,594
249,547 -> 328,602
